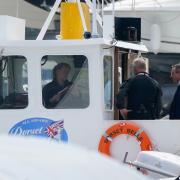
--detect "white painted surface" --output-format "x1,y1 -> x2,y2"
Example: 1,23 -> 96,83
0,136 -> 148,180
0,16 -> 25,40
103,15 -> 114,40
134,151 -> 180,177
0,39 -> 179,165
115,40 -> 148,52
150,24 -> 161,54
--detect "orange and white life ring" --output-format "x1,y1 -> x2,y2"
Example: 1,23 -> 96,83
98,122 -> 152,156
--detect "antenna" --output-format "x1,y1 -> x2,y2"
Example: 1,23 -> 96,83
112,0 -> 115,38
132,0 -> 135,10
102,0 -> 104,23
37,0 -> 103,40
91,0 -> 99,37
77,0 -> 88,32
16,0 -> 20,18
37,0 -> 62,40
84,0 -> 103,28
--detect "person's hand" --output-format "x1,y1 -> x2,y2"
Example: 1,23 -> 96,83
120,108 -> 132,119
57,87 -> 69,95
50,93 -> 62,103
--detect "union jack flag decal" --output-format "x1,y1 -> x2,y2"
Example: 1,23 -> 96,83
45,120 -> 64,138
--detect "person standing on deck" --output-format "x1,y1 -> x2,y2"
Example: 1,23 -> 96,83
116,58 -> 162,120
170,64 -> 180,119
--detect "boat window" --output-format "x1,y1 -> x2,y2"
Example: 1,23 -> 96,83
0,56 -> 28,109
104,56 -> 113,110
41,55 -> 89,109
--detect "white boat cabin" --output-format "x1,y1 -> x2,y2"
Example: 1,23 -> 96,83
0,0 -> 180,166
0,38 -> 180,164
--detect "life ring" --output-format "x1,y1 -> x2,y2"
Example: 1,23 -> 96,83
98,122 -> 152,156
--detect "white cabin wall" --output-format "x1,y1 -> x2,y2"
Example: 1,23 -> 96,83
0,42 -> 106,150
134,120 -> 180,155
1,41 -> 180,162
105,11 -> 180,53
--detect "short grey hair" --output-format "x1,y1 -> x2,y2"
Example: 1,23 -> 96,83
172,63 -> 180,73
132,58 -> 147,70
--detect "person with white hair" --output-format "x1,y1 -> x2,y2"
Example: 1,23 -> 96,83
116,58 -> 162,120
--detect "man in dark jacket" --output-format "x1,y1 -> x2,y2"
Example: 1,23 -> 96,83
43,63 -> 72,108
116,58 -> 162,120
170,64 -> 180,119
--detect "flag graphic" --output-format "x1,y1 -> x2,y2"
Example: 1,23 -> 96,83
45,120 -> 64,138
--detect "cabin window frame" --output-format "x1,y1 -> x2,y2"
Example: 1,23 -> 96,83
40,54 -> 90,110
0,55 -> 29,110
103,55 -> 114,111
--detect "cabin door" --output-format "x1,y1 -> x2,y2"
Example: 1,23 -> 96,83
113,49 -> 149,120
114,47 -> 121,120
113,50 -> 137,120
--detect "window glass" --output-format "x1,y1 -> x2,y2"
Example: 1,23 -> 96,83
104,56 -> 113,110
41,55 -> 89,109
0,56 -> 28,109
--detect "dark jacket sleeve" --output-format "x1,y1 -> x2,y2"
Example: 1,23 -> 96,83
155,83 -> 163,119
175,87 -> 180,119
116,80 -> 131,109
42,85 -> 56,108
170,86 -> 180,119
42,85 -> 51,108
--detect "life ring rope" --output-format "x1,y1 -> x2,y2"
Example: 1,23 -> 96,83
98,122 -> 153,156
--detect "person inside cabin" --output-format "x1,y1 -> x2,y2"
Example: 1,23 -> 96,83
116,58 -> 162,120
42,63 -> 72,108
169,64 -> 180,119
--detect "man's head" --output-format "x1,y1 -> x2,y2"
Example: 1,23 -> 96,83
132,58 -> 147,75
171,64 -> 180,83
53,63 -> 71,84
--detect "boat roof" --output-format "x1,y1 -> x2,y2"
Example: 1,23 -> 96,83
0,39 -> 148,52
104,0 -> 180,11
0,39 -> 107,48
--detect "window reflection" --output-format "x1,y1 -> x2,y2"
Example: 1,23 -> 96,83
104,56 -> 113,110
41,55 -> 89,109
0,56 -> 28,109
